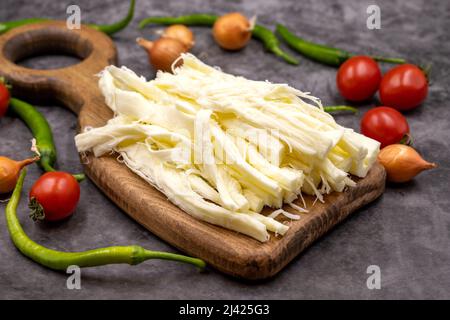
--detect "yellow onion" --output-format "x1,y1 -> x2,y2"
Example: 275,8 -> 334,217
162,24 -> 195,50
137,37 -> 187,73
212,12 -> 253,50
0,156 -> 39,193
378,144 -> 437,183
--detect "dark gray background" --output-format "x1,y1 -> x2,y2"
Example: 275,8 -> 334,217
1,0 -> 449,299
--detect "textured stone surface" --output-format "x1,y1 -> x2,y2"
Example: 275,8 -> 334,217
1,0 -> 449,299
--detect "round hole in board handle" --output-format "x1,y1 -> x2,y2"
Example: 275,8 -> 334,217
3,27 -> 93,70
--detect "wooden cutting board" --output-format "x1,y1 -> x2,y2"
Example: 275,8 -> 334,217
0,21 -> 386,280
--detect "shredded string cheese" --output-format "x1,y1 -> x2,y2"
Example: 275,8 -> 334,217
74,54 -> 380,242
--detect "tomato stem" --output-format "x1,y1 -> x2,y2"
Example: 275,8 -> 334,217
399,133 -> 413,146
419,63 -> 432,83
0,77 -> 11,89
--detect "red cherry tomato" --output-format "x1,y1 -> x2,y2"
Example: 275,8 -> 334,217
361,106 -> 410,148
336,56 -> 382,102
0,82 -> 10,118
380,64 -> 428,111
29,172 -> 80,221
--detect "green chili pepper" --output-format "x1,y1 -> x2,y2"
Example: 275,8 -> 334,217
139,14 -> 299,65
8,98 -> 85,181
5,169 -> 206,271
324,105 -> 358,114
276,24 -> 406,67
0,0 -> 135,36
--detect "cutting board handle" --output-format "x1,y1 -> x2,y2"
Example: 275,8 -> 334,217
0,21 -> 117,117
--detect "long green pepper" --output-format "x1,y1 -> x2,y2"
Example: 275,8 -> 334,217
8,98 -> 85,181
0,0 -> 135,36
5,170 -> 206,271
276,24 -> 406,67
139,14 -> 299,65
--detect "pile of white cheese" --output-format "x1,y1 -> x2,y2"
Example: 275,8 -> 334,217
75,54 -> 379,242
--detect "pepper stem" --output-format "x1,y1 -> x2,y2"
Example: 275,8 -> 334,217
141,249 -> 206,270
324,105 -> 358,114
372,56 -> 406,64
72,174 -> 86,182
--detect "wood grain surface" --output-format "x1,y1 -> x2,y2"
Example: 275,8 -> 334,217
0,21 -> 386,280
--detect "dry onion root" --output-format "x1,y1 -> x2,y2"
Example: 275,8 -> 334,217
162,24 -> 195,50
137,37 -> 187,72
212,12 -> 253,50
378,144 -> 437,183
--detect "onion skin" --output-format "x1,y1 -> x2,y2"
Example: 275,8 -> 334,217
378,144 -> 437,183
0,156 -> 39,193
137,37 -> 187,72
162,24 -> 195,50
212,12 -> 252,50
